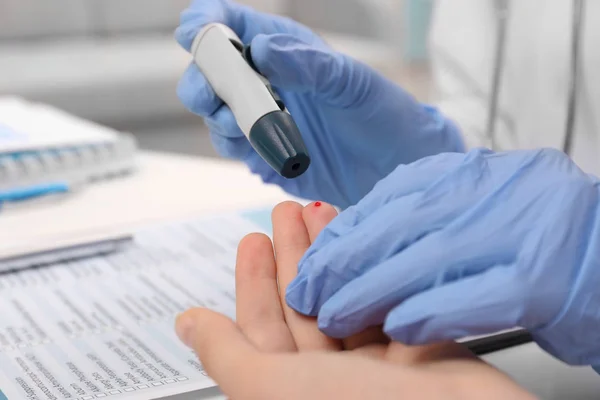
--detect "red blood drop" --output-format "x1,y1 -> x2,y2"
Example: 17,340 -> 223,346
314,201 -> 322,207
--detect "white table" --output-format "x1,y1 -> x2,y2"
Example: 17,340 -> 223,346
2,151 -> 599,399
1,152 -> 290,254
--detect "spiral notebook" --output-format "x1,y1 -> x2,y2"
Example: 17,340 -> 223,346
0,97 -> 137,200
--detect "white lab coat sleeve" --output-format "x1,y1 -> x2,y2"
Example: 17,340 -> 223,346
429,64 -> 490,150
429,49 -> 517,152
427,0 -> 508,151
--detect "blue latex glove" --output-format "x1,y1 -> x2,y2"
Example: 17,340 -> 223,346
175,0 -> 464,208
286,148 -> 600,367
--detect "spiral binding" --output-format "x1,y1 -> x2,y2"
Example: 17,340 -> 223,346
0,133 -> 137,191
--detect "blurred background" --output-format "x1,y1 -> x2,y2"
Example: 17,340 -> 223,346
0,0 -> 434,157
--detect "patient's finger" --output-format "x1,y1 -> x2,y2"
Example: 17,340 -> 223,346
342,325 -> 390,351
301,201 -> 339,242
302,202 -> 389,350
236,233 -> 296,352
272,202 -> 342,351
385,341 -> 478,365
175,308 -> 269,399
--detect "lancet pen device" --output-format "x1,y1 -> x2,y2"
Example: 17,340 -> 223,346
191,23 -> 311,179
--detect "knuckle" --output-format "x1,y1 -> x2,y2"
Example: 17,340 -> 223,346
538,147 -> 567,160
176,80 -> 195,106
550,173 -> 596,198
220,109 -> 239,131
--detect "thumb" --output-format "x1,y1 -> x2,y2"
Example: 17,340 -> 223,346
175,308 -> 263,396
382,266 -> 527,345
249,33 -> 364,107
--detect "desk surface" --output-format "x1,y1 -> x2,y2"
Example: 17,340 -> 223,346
1,151 -> 290,250
2,151 -> 599,399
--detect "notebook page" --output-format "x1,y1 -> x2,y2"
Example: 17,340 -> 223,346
0,97 -> 125,153
0,209 -> 271,400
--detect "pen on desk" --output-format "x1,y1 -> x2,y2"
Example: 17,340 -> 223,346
192,23 -> 311,179
465,329 -> 533,355
0,235 -> 133,272
0,182 -> 70,203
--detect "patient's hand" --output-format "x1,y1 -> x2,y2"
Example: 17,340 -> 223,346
176,201 -> 535,399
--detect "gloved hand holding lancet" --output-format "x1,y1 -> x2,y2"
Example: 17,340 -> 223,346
190,22 -> 310,179
175,0 -> 464,208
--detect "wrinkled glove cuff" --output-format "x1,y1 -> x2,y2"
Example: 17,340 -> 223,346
531,175 -> 600,367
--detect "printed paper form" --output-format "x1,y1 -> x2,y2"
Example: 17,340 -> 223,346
0,209 -> 272,400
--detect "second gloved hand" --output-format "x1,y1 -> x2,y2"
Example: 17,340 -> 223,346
176,0 -> 464,208
286,148 -> 600,368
